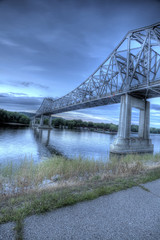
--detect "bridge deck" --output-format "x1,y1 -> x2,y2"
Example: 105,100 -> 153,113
36,80 -> 160,116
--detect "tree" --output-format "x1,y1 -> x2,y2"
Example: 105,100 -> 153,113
109,124 -> 118,132
0,109 -> 30,124
131,125 -> 138,132
88,121 -> 94,128
52,118 -> 66,128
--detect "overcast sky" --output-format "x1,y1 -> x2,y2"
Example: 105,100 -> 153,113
0,0 -> 160,126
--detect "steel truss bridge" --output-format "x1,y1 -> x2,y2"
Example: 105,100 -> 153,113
36,22 -> 160,117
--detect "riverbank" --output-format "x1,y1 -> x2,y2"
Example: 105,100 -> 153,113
0,122 -> 29,127
1,153 -> 160,197
1,153 -> 160,237
89,128 -> 117,134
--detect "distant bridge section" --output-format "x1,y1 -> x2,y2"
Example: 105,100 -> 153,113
36,22 -> 160,117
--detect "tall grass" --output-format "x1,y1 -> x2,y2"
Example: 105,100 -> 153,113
0,153 -> 160,197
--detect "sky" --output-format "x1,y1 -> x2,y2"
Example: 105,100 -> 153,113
0,0 -> 160,126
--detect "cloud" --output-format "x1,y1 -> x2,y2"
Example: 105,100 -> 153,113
22,65 -> 46,72
151,104 -> 160,111
0,93 -> 43,112
5,81 -> 49,90
55,104 -> 120,123
19,81 -> 49,89
0,37 -> 19,47
8,92 -> 28,96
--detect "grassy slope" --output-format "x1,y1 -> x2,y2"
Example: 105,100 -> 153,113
1,154 -> 160,239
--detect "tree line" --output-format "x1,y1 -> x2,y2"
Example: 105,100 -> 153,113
50,118 -> 118,132
47,118 -> 160,134
1,109 -> 160,134
0,109 -> 30,124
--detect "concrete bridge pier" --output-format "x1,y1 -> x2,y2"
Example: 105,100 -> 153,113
48,115 -> 52,127
33,118 -> 35,125
40,115 -> 44,127
31,118 -> 34,127
39,129 -> 43,140
38,115 -> 53,129
46,129 -> 51,146
31,117 -> 37,128
110,94 -> 153,154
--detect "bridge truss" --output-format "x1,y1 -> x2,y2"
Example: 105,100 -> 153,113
36,22 -> 160,117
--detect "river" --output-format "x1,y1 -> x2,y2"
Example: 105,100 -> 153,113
0,125 -> 160,165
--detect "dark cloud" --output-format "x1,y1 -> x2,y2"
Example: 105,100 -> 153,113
20,81 -> 49,89
8,92 -> 28,96
0,93 -> 43,111
0,94 -> 7,97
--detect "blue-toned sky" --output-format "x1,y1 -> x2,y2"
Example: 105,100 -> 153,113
0,0 -> 160,126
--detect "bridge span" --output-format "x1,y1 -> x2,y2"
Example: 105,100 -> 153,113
34,22 -> 160,154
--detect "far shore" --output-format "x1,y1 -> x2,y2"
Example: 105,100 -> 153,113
1,123 -> 160,135
0,122 -> 29,127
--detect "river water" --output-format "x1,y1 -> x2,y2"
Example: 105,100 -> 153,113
0,126 -> 160,165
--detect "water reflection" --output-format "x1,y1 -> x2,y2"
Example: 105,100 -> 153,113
43,128 -> 116,160
34,128 -> 66,157
0,126 -> 160,165
35,129 -> 160,161
0,126 -> 51,164
33,128 -> 51,146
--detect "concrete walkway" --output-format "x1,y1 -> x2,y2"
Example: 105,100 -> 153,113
1,179 -> 160,240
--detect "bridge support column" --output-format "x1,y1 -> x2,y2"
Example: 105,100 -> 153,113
38,115 -> 52,129
46,129 -> 51,146
110,94 -> 153,154
40,115 -> 44,127
48,116 -> 52,127
31,117 -> 36,128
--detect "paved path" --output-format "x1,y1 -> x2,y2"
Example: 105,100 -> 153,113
1,179 -> 160,240
0,222 -> 16,240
